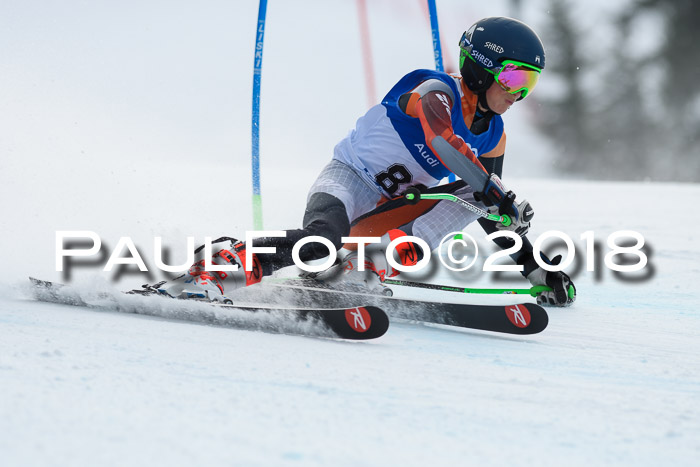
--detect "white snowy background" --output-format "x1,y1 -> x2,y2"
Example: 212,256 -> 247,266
1,1 -> 699,466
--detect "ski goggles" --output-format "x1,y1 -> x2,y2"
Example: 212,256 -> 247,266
460,36 -> 541,98
488,61 -> 541,98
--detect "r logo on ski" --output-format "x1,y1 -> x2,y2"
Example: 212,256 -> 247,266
345,307 -> 371,332
505,304 -> 531,328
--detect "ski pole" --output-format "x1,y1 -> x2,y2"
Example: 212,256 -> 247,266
403,188 -> 512,227
382,278 -> 575,299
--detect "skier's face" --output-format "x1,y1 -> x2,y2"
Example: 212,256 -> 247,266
485,81 -> 521,115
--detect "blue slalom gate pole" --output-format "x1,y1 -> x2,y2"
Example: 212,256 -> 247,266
427,0 -> 444,72
251,0 -> 268,229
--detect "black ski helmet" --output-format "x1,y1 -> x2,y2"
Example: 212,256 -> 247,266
459,17 -> 545,95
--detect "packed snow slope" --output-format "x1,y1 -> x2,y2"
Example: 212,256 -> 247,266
1,178 -> 699,467
3,1 -> 698,465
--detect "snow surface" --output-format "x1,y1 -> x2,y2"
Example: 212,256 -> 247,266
2,178 -> 699,467
2,1 -> 699,466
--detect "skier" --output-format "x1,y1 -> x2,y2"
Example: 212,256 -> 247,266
164,16 -> 576,307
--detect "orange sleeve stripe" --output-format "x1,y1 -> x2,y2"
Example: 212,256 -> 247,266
440,128 -> 453,140
404,92 -> 421,118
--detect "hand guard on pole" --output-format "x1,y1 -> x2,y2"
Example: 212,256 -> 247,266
488,198 -> 534,236
480,174 -> 534,236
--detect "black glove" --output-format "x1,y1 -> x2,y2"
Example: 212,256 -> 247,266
526,256 -> 576,307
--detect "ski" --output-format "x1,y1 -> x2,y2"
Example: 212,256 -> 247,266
262,278 -> 549,335
28,277 -> 389,341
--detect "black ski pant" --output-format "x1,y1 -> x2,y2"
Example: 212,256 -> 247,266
252,192 -> 350,276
